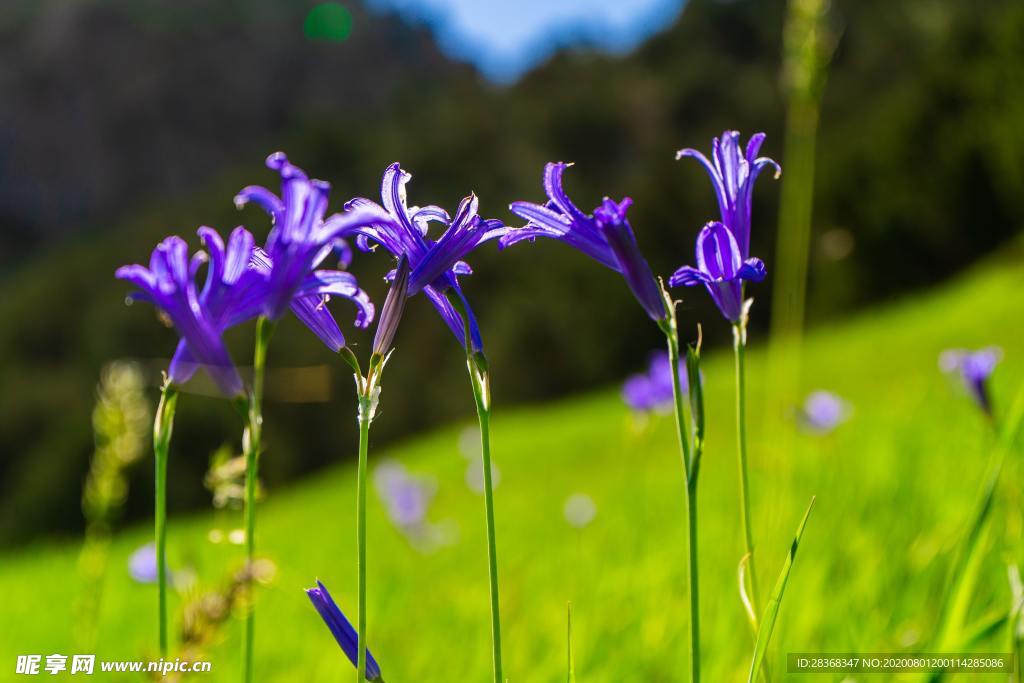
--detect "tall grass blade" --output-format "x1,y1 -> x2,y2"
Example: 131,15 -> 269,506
567,602 -> 576,683
746,497 -> 816,683
932,385 -> 1024,656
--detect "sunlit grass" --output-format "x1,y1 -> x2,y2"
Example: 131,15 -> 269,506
1,256 -> 1022,681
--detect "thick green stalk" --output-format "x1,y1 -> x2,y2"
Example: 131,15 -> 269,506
733,323 -> 761,632
153,382 -> 178,657
467,352 -> 504,683
356,391 -> 373,683
664,324 -> 699,683
243,316 -> 274,683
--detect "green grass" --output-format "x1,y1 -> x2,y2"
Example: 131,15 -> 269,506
2,257 -> 1024,681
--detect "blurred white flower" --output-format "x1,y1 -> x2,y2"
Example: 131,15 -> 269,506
563,493 -> 597,528
465,460 -> 501,494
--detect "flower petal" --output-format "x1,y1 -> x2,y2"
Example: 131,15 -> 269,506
738,257 -> 767,282
668,265 -> 709,288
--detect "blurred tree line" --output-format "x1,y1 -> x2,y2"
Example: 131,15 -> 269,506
1,0 -> 1022,544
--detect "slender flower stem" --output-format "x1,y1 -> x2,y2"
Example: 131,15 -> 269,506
153,381 -> 178,658
356,391 -> 373,683
733,322 -> 761,632
243,316 -> 274,683
663,316 -> 699,683
467,351 -> 504,683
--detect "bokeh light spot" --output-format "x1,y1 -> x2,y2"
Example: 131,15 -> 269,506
303,3 -> 353,42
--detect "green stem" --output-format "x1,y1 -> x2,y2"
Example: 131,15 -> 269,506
356,392 -> 373,683
665,325 -> 699,683
153,382 -> 178,658
243,316 -> 274,683
733,323 -> 761,631
467,352 -> 504,683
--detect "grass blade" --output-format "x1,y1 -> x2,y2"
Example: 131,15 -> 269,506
746,496 -> 816,683
567,602 -> 576,683
738,552 -> 758,633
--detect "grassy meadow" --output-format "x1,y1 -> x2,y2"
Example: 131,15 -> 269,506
2,253 -> 1022,682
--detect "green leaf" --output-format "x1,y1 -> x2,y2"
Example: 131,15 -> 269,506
746,497 -> 816,683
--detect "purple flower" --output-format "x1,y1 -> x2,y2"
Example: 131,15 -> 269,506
622,351 -> 688,413
306,580 -> 382,681
338,163 -> 505,352
116,227 -> 265,396
374,460 -> 435,528
505,162 -> 665,320
671,131 -> 779,323
235,152 -> 384,351
669,221 -> 767,323
128,543 -> 164,584
940,347 -> 1002,415
798,391 -> 851,434
676,131 -> 780,259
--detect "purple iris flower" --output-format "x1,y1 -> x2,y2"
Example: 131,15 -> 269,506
622,351 -> 688,413
116,227 -> 266,396
940,347 -> 1002,415
235,152 -> 384,351
338,163 -> 505,352
669,221 -> 767,323
676,131 -> 781,259
306,580 -> 383,681
671,131 -> 779,323
798,390 -> 851,434
504,162 -> 665,321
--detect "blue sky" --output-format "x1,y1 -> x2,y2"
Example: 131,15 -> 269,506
365,0 -> 685,83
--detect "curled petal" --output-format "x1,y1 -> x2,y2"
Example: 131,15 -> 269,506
738,257 -> 767,282
115,264 -> 158,294
297,270 -> 374,329
752,156 -> 782,181
234,185 -> 284,223
380,162 -> 416,234
669,265 -> 710,288
543,162 -> 589,224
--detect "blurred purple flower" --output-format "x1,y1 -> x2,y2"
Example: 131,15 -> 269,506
622,351 -> 688,413
235,152 -> 384,351
129,543 -> 165,584
669,221 -> 766,323
798,390 -> 851,434
374,460 -> 435,529
339,163 -> 506,352
671,131 -> 779,323
306,580 -> 382,681
505,162 -> 665,321
940,347 -> 1002,415
116,227 -> 266,396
